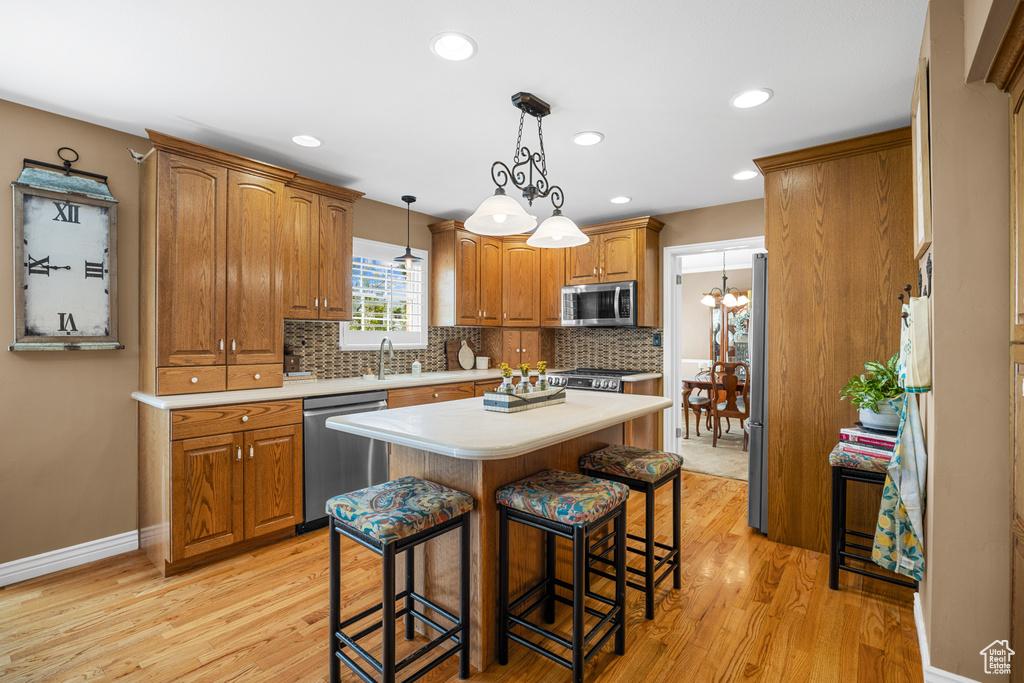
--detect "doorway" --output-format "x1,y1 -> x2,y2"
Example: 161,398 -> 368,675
661,237 -> 765,479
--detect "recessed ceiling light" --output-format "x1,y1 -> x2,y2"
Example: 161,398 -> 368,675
292,135 -> 321,147
573,131 -> 604,146
430,32 -> 477,61
730,88 -> 774,109
610,196 -> 631,204
732,170 -> 758,180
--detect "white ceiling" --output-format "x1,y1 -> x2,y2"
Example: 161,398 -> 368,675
0,1 -> 928,225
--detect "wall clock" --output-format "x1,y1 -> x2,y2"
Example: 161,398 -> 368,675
10,150 -> 122,351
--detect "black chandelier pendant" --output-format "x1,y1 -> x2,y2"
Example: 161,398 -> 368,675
489,92 -> 564,211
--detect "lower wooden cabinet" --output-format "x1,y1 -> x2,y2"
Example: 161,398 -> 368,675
623,378 -> 662,450
387,382 -> 475,408
140,399 -> 303,575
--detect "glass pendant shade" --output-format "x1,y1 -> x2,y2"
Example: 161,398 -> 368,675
735,293 -> 749,306
465,188 -> 537,236
526,211 -> 589,248
722,291 -> 738,307
394,246 -> 422,269
700,294 -> 717,307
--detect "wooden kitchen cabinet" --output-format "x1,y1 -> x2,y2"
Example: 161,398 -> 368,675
502,238 -> 540,326
430,220 -> 502,326
141,132 -> 363,396
540,246 -> 565,327
387,381 -> 475,408
142,398 -> 303,575
623,377 -> 662,450
564,217 -> 663,326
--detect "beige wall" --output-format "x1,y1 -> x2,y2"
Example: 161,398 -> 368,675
964,0 -> 1016,81
0,99 -> 148,564
352,197 -> 435,252
657,197 -> 764,249
918,1 -> 1012,679
678,269 -> 752,376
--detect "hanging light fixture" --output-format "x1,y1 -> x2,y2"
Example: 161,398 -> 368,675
393,195 -> 423,269
701,253 -> 750,307
467,92 -> 588,248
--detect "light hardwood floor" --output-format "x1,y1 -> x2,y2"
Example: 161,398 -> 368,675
0,472 -> 922,682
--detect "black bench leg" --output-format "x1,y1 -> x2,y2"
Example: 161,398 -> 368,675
614,506 -> 627,655
329,524 -> 340,683
829,466 -> 843,590
572,525 -> 586,683
405,547 -> 415,640
644,483 -> 656,620
460,517 -> 471,679
382,544 -> 396,683
498,506 -> 509,665
545,531 -> 556,624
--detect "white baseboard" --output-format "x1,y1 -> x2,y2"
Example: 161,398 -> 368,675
914,592 -> 982,683
0,531 -> 138,588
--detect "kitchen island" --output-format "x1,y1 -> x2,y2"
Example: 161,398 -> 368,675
325,389 -> 671,670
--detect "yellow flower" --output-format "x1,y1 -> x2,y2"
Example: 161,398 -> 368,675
538,360 -> 547,374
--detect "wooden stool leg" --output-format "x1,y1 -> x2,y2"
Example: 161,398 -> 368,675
644,484 -> 656,620
572,526 -> 586,683
614,506 -> 627,655
459,517 -> 471,680
382,545 -> 396,683
498,506 -> 510,665
829,467 -> 843,590
329,524 -> 341,683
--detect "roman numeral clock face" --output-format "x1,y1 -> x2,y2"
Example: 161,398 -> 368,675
22,195 -> 110,337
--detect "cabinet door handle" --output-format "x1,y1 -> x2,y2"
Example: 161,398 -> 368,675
599,267 -> 603,276
593,268 -> 596,275
314,298 -> 318,308
323,298 -> 327,308
242,415 -> 249,422
236,447 -> 242,461
504,312 -> 507,319
483,310 -> 486,317
219,339 -> 224,351
254,373 -> 261,380
249,445 -> 254,459
231,340 -> 236,352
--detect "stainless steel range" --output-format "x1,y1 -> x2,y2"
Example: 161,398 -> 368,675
546,368 -> 642,393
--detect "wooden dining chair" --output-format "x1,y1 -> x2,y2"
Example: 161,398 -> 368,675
710,361 -> 750,449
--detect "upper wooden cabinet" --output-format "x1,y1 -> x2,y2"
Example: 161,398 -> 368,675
429,220 -> 502,326
539,247 -> 565,327
141,131 -> 361,396
502,238 -> 540,327
565,217 -> 663,326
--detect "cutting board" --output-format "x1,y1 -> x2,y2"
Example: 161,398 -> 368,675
445,340 -> 476,370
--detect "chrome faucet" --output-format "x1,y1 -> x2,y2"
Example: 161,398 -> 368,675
378,337 -> 395,380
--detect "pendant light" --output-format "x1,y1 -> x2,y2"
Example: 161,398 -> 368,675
701,253 -> 749,307
467,92 -> 587,248
393,195 -> 423,269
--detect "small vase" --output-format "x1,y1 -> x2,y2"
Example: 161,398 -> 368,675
515,378 -> 530,395
497,377 -> 514,394
536,374 -> 549,392
859,396 -> 902,433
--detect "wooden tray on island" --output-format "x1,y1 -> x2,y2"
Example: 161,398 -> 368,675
483,387 -> 566,413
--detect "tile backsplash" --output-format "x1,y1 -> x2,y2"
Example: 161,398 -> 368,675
285,321 -> 664,379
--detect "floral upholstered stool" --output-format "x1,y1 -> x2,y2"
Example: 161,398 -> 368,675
326,476 -> 474,683
495,469 -> 629,683
827,443 -> 917,592
579,444 -> 684,619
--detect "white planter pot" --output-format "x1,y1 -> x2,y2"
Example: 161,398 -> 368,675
859,398 -> 902,433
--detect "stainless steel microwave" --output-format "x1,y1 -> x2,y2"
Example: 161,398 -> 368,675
560,280 -> 638,327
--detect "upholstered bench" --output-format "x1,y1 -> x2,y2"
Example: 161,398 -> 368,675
327,476 -> 474,683
579,444 -> 683,619
495,469 -> 629,683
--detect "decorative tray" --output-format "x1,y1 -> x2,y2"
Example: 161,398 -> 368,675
483,386 -> 566,413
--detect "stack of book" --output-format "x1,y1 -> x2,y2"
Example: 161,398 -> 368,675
837,425 -> 898,463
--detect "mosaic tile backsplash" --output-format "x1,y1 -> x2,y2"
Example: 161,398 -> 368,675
284,321 -> 664,379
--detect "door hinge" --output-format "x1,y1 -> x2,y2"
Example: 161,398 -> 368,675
675,427 -> 682,438
676,274 -> 682,285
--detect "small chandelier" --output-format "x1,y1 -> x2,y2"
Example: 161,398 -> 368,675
393,195 -> 423,269
466,92 -> 589,248
701,253 -> 749,307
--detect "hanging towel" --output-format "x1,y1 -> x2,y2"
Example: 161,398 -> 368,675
899,297 -> 931,393
871,393 -> 927,581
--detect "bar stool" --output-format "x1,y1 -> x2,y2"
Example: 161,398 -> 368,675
828,444 -> 917,591
579,444 -> 683,619
327,476 -> 474,683
496,469 -> 629,683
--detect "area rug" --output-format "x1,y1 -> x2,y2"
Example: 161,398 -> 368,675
674,412 -> 748,481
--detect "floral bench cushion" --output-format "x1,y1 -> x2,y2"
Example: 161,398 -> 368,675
578,444 -> 684,483
828,442 -> 891,474
495,469 -> 629,526
326,476 -> 474,545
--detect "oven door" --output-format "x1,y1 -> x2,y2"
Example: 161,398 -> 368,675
561,281 -> 637,326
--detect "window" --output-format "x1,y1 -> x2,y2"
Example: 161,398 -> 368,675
339,237 -> 428,350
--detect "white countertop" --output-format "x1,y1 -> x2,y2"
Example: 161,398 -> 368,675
131,369 -> 662,410
324,390 -> 672,460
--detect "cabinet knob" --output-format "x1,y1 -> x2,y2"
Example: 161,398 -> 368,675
433,393 -> 439,398
190,377 -> 198,384
242,415 -> 249,422
254,374 -> 261,380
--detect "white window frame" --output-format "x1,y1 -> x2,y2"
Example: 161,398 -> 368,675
339,237 -> 429,350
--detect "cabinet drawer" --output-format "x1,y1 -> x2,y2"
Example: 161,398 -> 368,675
158,366 -> 227,395
227,364 -> 283,391
172,400 -> 302,440
387,382 -> 474,409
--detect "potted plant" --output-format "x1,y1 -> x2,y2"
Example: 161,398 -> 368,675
839,352 -> 904,432
515,363 -> 532,394
497,363 -> 515,394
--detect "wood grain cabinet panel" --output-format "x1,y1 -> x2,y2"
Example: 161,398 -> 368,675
599,229 -> 638,282
282,188 -> 318,320
456,232 -> 481,325
318,196 -> 353,321
540,247 -> 565,327
428,222 -> 502,326
172,400 -> 302,440
158,366 -> 227,395
226,171 -> 284,366
226,364 -> 284,391
501,239 -> 540,326
156,153 -> 228,367
172,432 -> 244,560
565,238 -> 601,285
244,425 -> 303,538
386,382 -> 475,409
480,237 -> 503,326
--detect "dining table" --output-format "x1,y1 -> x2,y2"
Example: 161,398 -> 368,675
681,374 -> 747,437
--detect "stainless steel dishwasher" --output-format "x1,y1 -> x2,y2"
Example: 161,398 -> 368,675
298,391 -> 389,534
